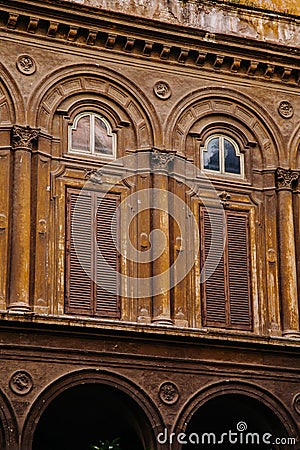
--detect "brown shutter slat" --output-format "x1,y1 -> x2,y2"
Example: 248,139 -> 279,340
95,194 -> 120,317
227,212 -> 252,329
66,191 -> 93,315
200,207 -> 252,330
201,209 -> 227,326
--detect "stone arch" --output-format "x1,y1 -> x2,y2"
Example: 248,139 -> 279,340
28,64 -> 160,149
288,122 -> 300,169
0,63 -> 24,125
0,387 -> 19,449
165,87 -> 284,169
173,380 -> 298,449
21,368 -> 166,450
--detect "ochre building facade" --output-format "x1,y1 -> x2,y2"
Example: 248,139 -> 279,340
0,0 -> 300,449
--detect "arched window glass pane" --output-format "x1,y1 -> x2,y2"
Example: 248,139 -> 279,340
224,138 -> 240,174
204,137 -> 220,171
72,115 -> 90,152
94,117 -> 113,155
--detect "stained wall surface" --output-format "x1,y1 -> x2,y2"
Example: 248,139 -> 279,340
0,0 -> 299,449
64,0 -> 300,47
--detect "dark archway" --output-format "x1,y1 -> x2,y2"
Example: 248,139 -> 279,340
173,382 -> 299,450
183,394 -> 294,449
22,369 -> 165,450
32,382 -> 152,450
0,388 -> 18,450
0,389 -> 18,450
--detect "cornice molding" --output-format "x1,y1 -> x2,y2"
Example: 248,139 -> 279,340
1,2 -> 300,87
1,313 -> 300,351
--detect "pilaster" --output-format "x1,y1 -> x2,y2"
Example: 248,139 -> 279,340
276,168 -> 300,338
9,125 -> 39,312
0,128 -> 12,310
151,150 -> 174,326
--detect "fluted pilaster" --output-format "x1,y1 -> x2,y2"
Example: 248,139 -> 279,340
9,126 -> 39,312
276,168 -> 299,338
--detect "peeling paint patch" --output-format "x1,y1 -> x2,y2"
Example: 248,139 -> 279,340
221,0 -> 300,16
63,0 -> 300,47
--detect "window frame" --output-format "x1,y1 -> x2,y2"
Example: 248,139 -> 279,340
201,134 -> 244,178
68,112 -> 117,159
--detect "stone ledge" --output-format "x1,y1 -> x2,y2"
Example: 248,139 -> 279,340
1,4 -> 300,87
0,311 -> 300,349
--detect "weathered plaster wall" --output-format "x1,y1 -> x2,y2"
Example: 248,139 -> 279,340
223,0 -> 299,15
64,0 -> 300,47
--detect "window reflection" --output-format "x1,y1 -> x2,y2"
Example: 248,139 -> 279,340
70,113 -> 115,158
224,138 -> 240,174
94,117 -> 113,155
204,138 -> 220,171
72,115 -> 90,152
202,135 -> 242,176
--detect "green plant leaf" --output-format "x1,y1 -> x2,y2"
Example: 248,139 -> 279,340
90,437 -> 121,450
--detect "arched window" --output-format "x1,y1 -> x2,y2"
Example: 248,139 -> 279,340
69,113 -> 116,158
202,135 -> 243,176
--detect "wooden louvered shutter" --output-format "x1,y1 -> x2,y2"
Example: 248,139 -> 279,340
200,207 -> 252,330
66,190 -> 93,315
227,212 -> 252,329
95,193 -> 120,317
201,208 -> 227,327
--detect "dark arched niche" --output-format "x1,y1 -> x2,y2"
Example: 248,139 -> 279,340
173,382 -> 299,450
0,387 -> 18,450
184,393 -> 292,449
32,383 -> 151,450
22,369 -> 165,450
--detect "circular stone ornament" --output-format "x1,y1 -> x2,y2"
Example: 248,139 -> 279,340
16,55 -> 36,75
158,381 -> 179,405
278,101 -> 293,119
9,370 -> 33,395
293,393 -> 300,415
153,81 -> 171,100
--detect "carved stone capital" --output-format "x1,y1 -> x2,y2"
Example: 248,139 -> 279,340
276,168 -> 299,190
12,125 -> 39,150
151,150 -> 174,171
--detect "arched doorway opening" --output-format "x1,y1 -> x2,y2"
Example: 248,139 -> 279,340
0,424 -> 4,449
0,388 -> 18,450
32,383 -> 153,450
183,393 -> 293,449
